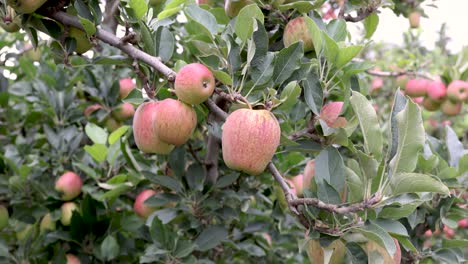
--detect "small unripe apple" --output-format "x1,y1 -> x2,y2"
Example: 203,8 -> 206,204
224,0 -> 253,17
134,189 -> 158,218
0,205 -> 8,230
422,97 -> 441,112
441,100 -> 462,116
443,225 -> 455,238
61,202 -> 79,226
83,103 -> 103,118
112,102 -> 135,121
119,78 -> 136,99
320,101 -> 347,128
40,213 -> 56,233
68,27 -> 92,54
409,11 -> 420,28
66,254 -> 81,264
371,78 -> 384,93
174,63 -> 215,105
290,174 -> 304,196
458,218 -> 468,228
427,80 -> 447,101
153,98 -> 197,145
283,16 -> 315,52
405,79 -> 429,97
303,159 -> 315,190
222,109 -> 281,175
133,101 -> 175,154
447,80 -> 468,102
55,171 -> 83,201
24,43 -> 41,61
7,0 -> 48,13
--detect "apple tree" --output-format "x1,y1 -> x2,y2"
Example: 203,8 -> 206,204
0,0 -> 467,263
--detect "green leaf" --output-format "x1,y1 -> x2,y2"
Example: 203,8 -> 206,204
84,144 -> 108,163
277,0 -> 325,13
143,173 -> 183,193
130,0 -> 148,19
278,81 -> 301,110
393,235 -> 418,253
371,219 -> 409,237
108,125 -> 129,145
345,167 -> 364,202
85,123 -> 108,145
336,45 -> 363,69
101,235 -> 120,261
303,72 -> 323,115
304,16 -> 323,55
315,147 -> 345,194
390,173 -> 450,195
350,92 -> 383,160
235,4 -> 264,43
215,173 -> 240,188
442,239 -> 468,248
78,17 -> 96,36
195,226 -> 228,251
155,27 -> 175,62
251,52 -> 275,86
184,5 -> 218,36
363,13 -> 379,39
322,33 -> 339,66
272,42 -> 304,85
157,7 -> 182,19
213,70 -> 232,85
251,20 -> 268,68
355,222 -> 396,256
173,240 -> 196,258
445,126 -> 465,168
326,19 -> 347,42
186,164 -> 205,191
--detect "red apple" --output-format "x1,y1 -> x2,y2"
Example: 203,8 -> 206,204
422,97 -> 441,111
458,219 -> 468,228
153,98 -> 197,146
290,174 -> 304,196
424,229 -> 432,237
66,254 -> 81,264
286,179 -> 297,196
7,0 -> 48,13
133,101 -> 175,154
412,96 -> 424,105
283,17 -> 315,52
222,109 -> 281,175
0,205 -> 8,231
320,101 -> 347,128
405,79 -> 429,97
174,63 -> 215,105
409,11 -> 420,28
112,102 -> 135,121
119,78 -> 136,99
134,189 -> 158,218
371,78 -> 384,93
443,225 -> 455,238
441,100 -> 462,116
84,104 -> 103,118
427,80 -> 447,101
447,80 -> 468,102
55,171 -> 83,201
60,202 -> 79,226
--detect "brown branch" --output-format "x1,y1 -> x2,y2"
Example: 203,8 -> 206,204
102,0 -> 120,34
132,60 -> 155,99
267,162 -> 300,215
366,69 -> 434,80
290,193 -> 382,214
338,0 -> 378,23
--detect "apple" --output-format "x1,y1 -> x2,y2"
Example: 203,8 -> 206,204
60,202 -> 79,226
426,80 -> 446,101
83,103 -> 103,118
23,43 -> 42,61
290,174 -> 304,196
424,229 -> 432,237
174,63 -> 215,105
224,0 -> 253,17
260,233 -> 272,246
134,189 -> 158,218
66,254 -> 81,264
153,98 -> 197,145
68,27 -> 92,54
196,0 -> 216,6
0,205 -> 8,230
320,101 -> 347,128
443,225 -> 455,238
422,97 -> 441,112
119,78 -> 136,99
405,78 -> 429,97
371,78 -> 384,93
133,101 -> 175,154
412,96 -> 424,105
303,159 -> 315,190
222,108 -> 281,175
441,100 -> 462,116
409,11 -> 420,28
458,219 -> 468,228
55,171 -> 83,201
447,80 -> 468,102
40,213 -> 56,233
112,102 -> 135,121
7,0 -> 48,13
283,16 -> 315,52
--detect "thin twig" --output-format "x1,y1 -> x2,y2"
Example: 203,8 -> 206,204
366,69 -> 434,80
290,193 -> 382,214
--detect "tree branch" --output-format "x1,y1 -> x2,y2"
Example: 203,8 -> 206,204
290,193 -> 382,214
338,0 -> 378,23
366,69 -> 434,80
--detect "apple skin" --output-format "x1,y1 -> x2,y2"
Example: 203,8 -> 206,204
424,229 -> 432,237
68,27 -> 92,54
458,218 -> 468,228
370,78 -> 384,94
427,80 -> 447,101
60,202 -> 79,226
285,179 -> 297,196
16,224 -> 33,241
441,100 -> 462,116
113,102 -> 135,121
153,98 -> 197,146
443,225 -> 455,239
224,0 -> 253,17
132,101 -> 175,154
134,189 -> 158,219
283,17 -> 315,52
222,109 -> 281,175
0,205 -> 8,231
409,11 -> 420,28
447,80 -> 468,102
55,171 -> 83,201
119,78 -> 136,99
65,254 -> 81,264
320,102 -> 347,128
174,63 -> 215,105
7,0 -> 48,14
40,213 -> 56,234
422,97 -> 441,112
405,79 -> 429,97
290,174 -> 304,196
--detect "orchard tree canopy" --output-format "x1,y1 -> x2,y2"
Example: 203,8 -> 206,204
0,0 -> 467,263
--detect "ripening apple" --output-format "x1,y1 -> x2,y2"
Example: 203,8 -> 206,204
422,97 -> 441,112
68,27 -> 93,54
60,202 -> 79,226
447,80 -> 468,102
319,102 -> 347,128
370,78 -> 384,94
222,109 -> 281,175
303,159 -> 315,190
7,0 -> 48,13
134,189 -> 158,218
66,254 -> 81,264
133,101 -> 175,154
443,225 -> 455,239
441,99 -> 462,116
119,78 -> 136,99
112,102 -> 135,121
174,63 -> 215,105
427,80 -> 447,101
224,0 -> 253,17
405,78 -> 429,97
409,11 -> 420,28
55,171 -> 83,201
153,98 -> 197,145
105,117 -> 122,132
424,229 -> 432,237
290,174 -> 304,196
40,213 -> 56,233
83,103 -> 103,118
16,224 -> 33,241
458,218 -> 468,228
196,0 -> 216,6
0,205 -> 8,231
283,16 -> 315,52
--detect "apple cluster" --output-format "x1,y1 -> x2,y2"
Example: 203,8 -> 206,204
54,171 -> 83,226
403,78 -> 467,116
